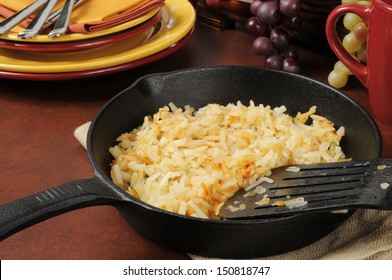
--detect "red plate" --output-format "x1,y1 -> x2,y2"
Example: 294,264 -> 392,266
0,26 -> 194,81
0,11 -> 160,53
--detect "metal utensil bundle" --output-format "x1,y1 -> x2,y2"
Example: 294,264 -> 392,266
0,0 -> 86,38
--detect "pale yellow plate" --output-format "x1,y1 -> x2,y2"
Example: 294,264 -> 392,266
0,0 -> 195,73
0,8 -> 160,43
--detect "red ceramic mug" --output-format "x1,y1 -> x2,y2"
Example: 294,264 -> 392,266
326,0 -> 392,125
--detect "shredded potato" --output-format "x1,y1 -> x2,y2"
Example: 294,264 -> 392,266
109,101 -> 347,219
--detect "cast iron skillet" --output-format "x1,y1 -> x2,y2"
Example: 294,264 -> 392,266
0,66 -> 382,258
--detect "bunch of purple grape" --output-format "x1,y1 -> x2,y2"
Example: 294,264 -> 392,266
246,0 -> 302,73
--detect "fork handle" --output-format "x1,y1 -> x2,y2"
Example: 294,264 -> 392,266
18,0 -> 59,39
0,0 -> 48,35
42,0 -> 86,30
48,0 -> 74,38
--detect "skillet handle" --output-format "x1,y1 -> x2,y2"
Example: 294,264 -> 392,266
0,177 -> 127,241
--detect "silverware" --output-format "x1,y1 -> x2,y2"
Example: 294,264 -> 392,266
48,0 -> 75,38
0,0 -> 48,35
42,0 -> 86,33
219,159 -> 392,219
142,19 -> 163,44
18,0 -> 59,39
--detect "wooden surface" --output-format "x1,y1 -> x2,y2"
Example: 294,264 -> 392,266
0,24 -> 391,259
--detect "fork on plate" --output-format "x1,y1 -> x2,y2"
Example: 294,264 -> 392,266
0,0 -> 85,38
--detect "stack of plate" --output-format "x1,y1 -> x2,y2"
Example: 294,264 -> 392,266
0,0 -> 196,80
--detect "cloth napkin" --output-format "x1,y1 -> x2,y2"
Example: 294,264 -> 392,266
0,0 -> 165,33
74,122 -> 392,260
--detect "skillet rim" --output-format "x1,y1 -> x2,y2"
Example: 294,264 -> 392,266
86,65 -> 383,224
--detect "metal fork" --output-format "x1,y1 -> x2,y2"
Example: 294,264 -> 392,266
47,0 -> 74,38
219,159 -> 392,219
18,0 -> 59,39
43,0 -> 86,35
0,0 -> 48,35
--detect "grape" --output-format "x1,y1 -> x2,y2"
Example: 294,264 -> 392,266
357,43 -> 367,63
279,0 -> 301,18
257,1 -> 281,25
250,0 -> 264,16
270,27 -> 290,50
353,22 -> 368,42
247,0 -> 302,73
245,17 -> 267,37
343,13 -> 363,31
281,15 -> 302,30
281,46 -> 299,60
265,54 -> 283,69
282,58 -> 299,73
342,31 -> 362,53
328,69 -> 349,89
206,0 -> 222,9
327,0 -> 369,89
253,36 -> 273,56
334,60 -> 352,75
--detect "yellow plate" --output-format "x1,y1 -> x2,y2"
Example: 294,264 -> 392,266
0,8 -> 160,43
0,0 -> 195,73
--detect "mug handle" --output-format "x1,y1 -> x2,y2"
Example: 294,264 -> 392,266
325,4 -> 370,87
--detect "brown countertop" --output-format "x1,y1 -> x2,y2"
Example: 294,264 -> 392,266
0,25 -> 391,260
